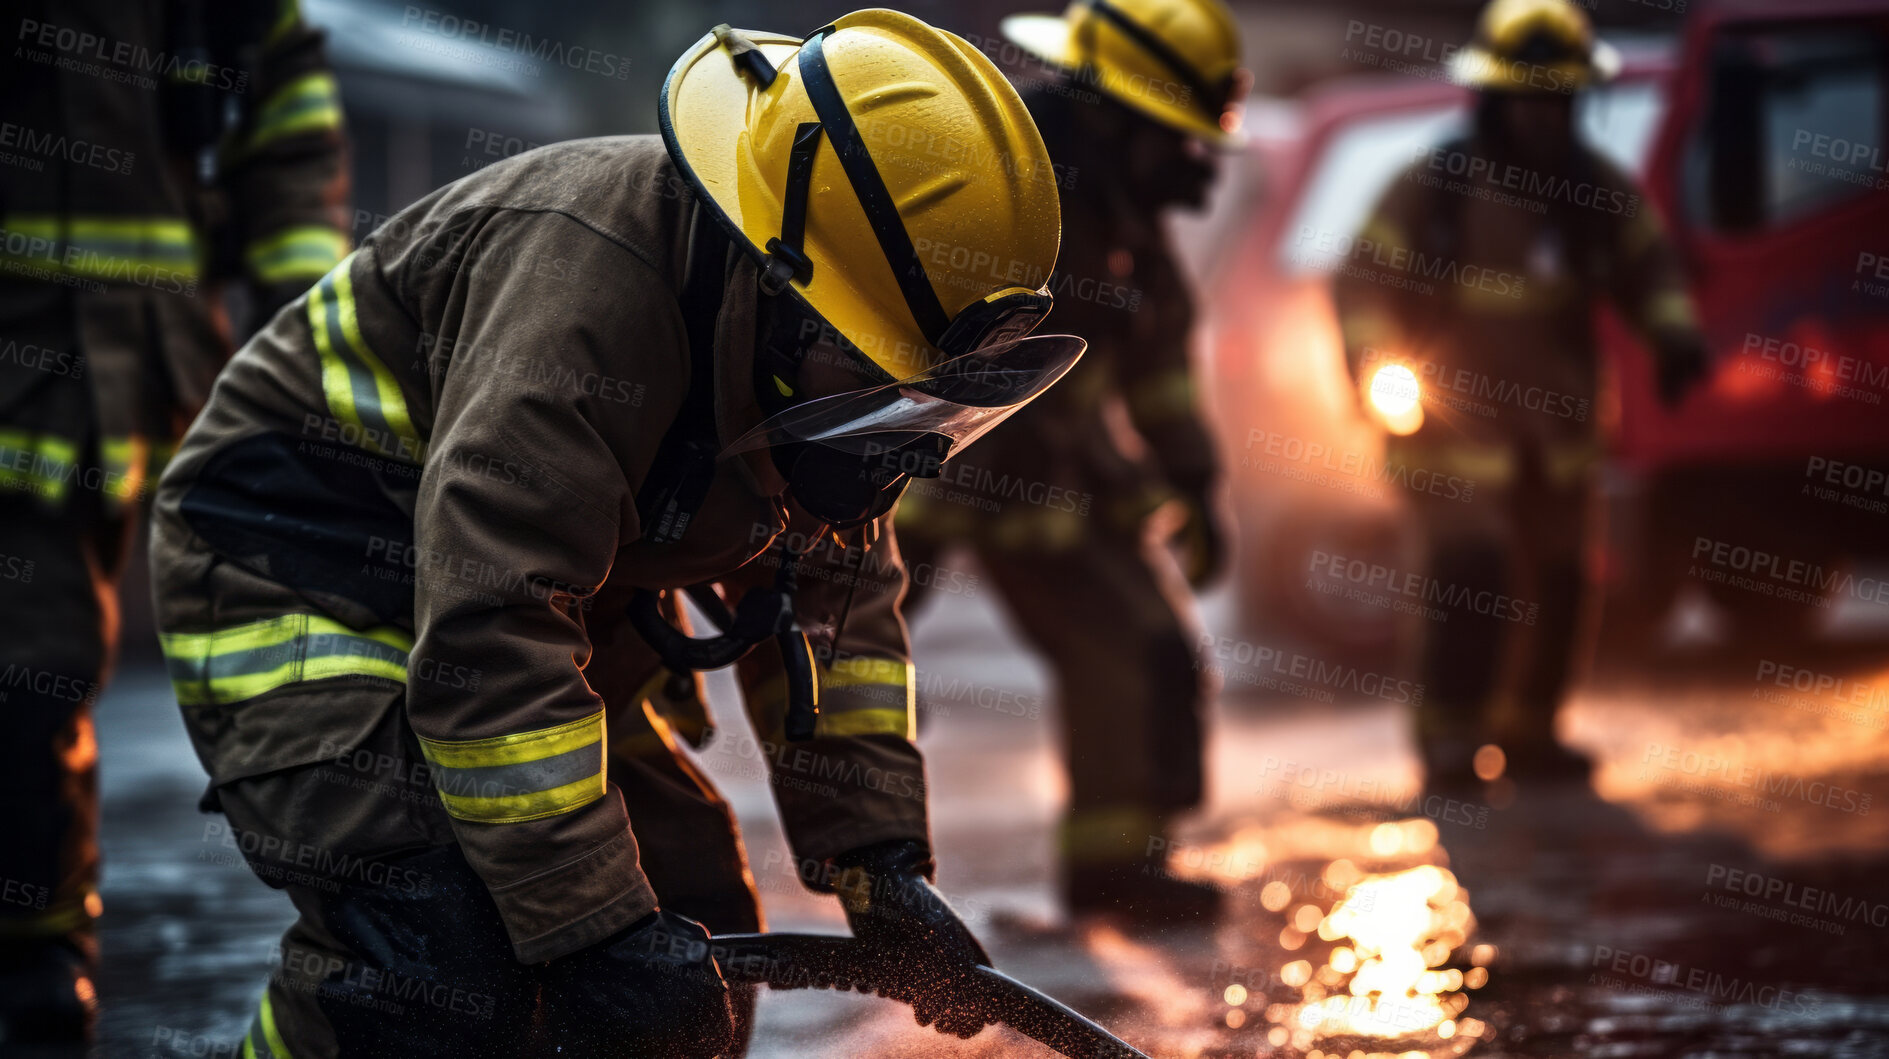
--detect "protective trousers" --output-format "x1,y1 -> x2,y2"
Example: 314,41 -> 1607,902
0,283 -> 122,952
216,695 -> 762,1058
900,522 -> 1205,869
1394,435 -> 1596,773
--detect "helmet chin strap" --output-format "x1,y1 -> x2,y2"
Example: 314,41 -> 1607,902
759,122 -> 823,296
627,537 -> 822,741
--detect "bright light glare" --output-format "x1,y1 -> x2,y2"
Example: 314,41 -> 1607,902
1367,364 -> 1420,416
1365,363 -> 1424,435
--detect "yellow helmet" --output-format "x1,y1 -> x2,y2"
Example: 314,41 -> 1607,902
1449,0 -> 1621,94
1001,0 -> 1247,144
661,9 -> 1062,382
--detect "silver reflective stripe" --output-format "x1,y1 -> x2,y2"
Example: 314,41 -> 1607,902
317,271 -> 402,450
430,743 -> 602,802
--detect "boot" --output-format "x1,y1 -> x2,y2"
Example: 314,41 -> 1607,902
1061,862 -> 1222,926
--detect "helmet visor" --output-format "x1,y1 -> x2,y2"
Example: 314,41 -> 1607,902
724,332 -> 1086,460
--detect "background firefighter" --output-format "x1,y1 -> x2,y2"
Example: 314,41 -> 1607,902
0,0 -> 349,1041
895,0 -> 1245,923
1333,0 -> 1710,790
147,10 -> 1079,1055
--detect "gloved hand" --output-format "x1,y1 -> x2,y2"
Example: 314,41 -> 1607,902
1655,329 -> 1710,408
831,840 -> 993,1039
538,909 -> 736,1059
1173,488 -> 1229,588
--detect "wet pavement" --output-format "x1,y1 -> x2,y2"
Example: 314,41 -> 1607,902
88,583 -> 1889,1058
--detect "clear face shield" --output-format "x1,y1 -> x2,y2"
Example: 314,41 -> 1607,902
732,290 -> 1085,528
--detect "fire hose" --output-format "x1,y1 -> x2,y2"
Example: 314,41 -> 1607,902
708,933 -> 1151,1059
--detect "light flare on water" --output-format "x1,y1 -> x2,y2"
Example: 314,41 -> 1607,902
1268,861 -> 1485,1056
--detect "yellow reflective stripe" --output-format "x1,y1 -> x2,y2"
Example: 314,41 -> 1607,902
305,265 -> 361,435
824,656 -> 911,691
0,897 -> 95,938
260,990 -> 293,1059
815,708 -> 914,738
307,256 -> 426,462
159,614 -> 412,707
250,72 -> 341,149
157,618 -> 412,658
0,429 -> 78,500
100,435 -> 150,503
1127,367 -> 1196,423
751,658 -> 915,739
420,714 -> 606,823
246,226 -> 348,285
1359,217 -> 1408,252
333,265 -> 422,451
174,658 -> 300,706
1436,444 -> 1514,486
267,0 -> 301,46
0,213 -> 200,281
300,651 -> 409,684
1546,439 -> 1602,487
1644,289 -> 1698,331
416,712 -> 604,770
435,773 -> 607,824
244,988 -> 293,1059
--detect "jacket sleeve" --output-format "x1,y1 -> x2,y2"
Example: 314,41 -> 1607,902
731,516 -> 930,867
223,0 -> 351,304
1331,171 -> 1436,390
1117,250 -> 1218,497
396,214 -> 682,964
1595,156 -> 1704,356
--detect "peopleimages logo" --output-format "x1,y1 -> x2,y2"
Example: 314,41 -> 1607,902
1295,225 -> 1527,299
1197,634 -> 1425,705
1705,864 -> 1889,932
398,6 -> 631,79
15,18 -> 248,91
1409,143 -> 1639,217
1589,945 -> 1819,1013
1309,549 -> 1539,625
1690,535 -> 1889,608
1641,743 -> 1872,814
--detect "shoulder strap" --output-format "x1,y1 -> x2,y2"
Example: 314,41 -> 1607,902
635,203 -> 731,545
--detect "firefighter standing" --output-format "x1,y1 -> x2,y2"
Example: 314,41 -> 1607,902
1334,0 -> 1708,788
149,10 -> 1081,1055
0,0 -> 348,1039
894,0 -> 1243,924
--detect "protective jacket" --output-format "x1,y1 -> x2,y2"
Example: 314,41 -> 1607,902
3,0 -> 350,441
152,137 -> 927,964
1337,134 -> 1699,466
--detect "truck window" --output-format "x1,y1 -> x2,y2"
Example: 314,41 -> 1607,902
1683,26 -> 1886,233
